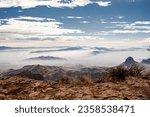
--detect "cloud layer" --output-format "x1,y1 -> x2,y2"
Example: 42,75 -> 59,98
92,20 -> 150,35
0,0 -> 112,9
0,16 -> 83,40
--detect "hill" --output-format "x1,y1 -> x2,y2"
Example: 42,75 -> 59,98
0,57 -> 150,100
141,58 -> 150,64
0,65 -> 109,81
0,76 -> 150,100
121,56 -> 138,67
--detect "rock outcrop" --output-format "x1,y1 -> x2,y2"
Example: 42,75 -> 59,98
121,56 -> 138,67
141,58 -> 150,64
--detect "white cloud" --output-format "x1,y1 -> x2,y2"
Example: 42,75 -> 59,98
13,16 -> 55,21
91,31 -> 110,36
131,21 -> 150,25
129,0 -> 135,3
96,1 -> 111,7
124,25 -> 150,30
91,29 -> 150,36
0,21 -> 1,24
80,21 -> 89,24
108,20 -> 150,34
66,16 -> 83,19
101,21 -> 107,24
0,0 -> 112,9
0,16 -> 84,40
95,29 -> 150,35
100,19 -> 107,24
18,10 -> 23,12
112,30 -> 150,34
110,21 -> 127,24
116,16 -> 124,19
2,36 -> 149,49
112,21 -> 150,30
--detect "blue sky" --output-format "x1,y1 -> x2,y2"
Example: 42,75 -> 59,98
0,0 -> 150,48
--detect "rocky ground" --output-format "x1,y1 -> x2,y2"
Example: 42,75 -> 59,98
0,76 -> 150,100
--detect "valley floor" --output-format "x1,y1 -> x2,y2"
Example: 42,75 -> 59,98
0,76 -> 150,100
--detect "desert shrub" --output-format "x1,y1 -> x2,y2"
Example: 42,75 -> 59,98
59,77 -> 70,84
96,74 -> 111,83
79,75 -> 93,85
128,65 -> 143,77
109,66 -> 128,82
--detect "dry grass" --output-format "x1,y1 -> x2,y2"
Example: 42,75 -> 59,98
128,65 -> 143,77
59,77 -> 70,84
79,75 -> 93,85
109,66 -> 128,82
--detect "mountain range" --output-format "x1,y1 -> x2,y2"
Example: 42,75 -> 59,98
0,57 -> 149,81
122,56 -> 150,66
0,64 -> 109,81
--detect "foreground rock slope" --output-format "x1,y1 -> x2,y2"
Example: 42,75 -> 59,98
0,76 -> 150,100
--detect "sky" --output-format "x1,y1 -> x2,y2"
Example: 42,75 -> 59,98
0,0 -> 150,68
0,0 -> 150,48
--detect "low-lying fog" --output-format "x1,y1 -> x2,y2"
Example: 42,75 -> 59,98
0,46 -> 149,71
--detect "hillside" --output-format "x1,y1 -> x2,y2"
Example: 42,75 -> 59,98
0,76 -> 150,100
0,65 -> 109,81
0,57 -> 150,100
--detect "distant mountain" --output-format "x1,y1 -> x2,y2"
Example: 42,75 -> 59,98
0,65 -> 66,80
0,65 -> 109,81
141,58 -> 150,64
26,56 -> 66,60
121,56 -> 138,67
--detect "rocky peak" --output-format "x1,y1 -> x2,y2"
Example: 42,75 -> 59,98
122,56 -> 138,66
